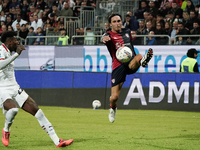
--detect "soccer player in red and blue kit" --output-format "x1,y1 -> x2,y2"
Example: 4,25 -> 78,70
102,14 -> 153,123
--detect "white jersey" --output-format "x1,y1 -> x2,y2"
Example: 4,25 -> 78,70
0,44 -> 19,87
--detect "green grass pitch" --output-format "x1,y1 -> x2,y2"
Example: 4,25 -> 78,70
1,106 -> 200,150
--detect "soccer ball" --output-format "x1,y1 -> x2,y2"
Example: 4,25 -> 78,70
116,46 -> 133,63
92,100 -> 101,109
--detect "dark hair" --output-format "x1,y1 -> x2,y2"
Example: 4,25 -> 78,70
108,13 -> 122,23
187,48 -> 198,58
1,31 -> 17,43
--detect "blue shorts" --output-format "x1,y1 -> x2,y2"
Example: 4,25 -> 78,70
111,62 -> 139,87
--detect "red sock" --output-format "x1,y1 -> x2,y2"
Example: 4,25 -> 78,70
110,104 -> 117,110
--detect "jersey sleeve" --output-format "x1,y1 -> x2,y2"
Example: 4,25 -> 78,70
0,52 -> 19,70
0,48 -> 6,60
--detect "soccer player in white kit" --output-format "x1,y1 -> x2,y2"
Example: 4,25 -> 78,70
0,31 -> 73,147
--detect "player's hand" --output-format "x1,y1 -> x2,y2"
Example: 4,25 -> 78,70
102,35 -> 111,43
16,45 -> 26,55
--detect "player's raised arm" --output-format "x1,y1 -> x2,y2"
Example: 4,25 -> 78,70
0,31 -> 22,70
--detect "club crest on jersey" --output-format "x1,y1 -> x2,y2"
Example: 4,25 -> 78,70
125,33 -> 129,38
112,79 -> 115,83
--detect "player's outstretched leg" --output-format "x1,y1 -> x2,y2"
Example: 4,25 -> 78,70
109,108 -> 117,123
34,109 -> 74,147
140,48 -> 153,67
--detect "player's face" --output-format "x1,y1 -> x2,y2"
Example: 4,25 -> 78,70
110,16 -> 122,33
9,37 -> 19,52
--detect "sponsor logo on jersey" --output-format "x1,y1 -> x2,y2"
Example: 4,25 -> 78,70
125,33 -> 129,38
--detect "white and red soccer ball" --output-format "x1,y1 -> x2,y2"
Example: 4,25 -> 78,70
116,46 -> 133,63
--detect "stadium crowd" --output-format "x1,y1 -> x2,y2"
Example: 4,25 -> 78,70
0,0 -> 199,45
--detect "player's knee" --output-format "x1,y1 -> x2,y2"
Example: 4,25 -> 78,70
111,95 -> 119,102
10,108 -> 19,115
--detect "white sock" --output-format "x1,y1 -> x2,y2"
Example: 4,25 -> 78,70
4,108 -> 19,132
35,109 -> 60,145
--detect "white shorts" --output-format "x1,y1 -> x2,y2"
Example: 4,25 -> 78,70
0,85 -> 29,115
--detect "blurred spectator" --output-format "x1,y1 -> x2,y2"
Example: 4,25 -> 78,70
35,5 -> 43,19
170,21 -> 178,44
36,0 -> 46,10
85,27 -> 95,45
27,26 -> 35,45
136,20 -> 146,35
7,25 -> 14,31
63,0 -> 76,9
182,11 -> 190,30
143,11 -> 149,23
73,27 -> 84,45
147,0 -> 159,17
164,21 -> 172,36
31,14 -> 44,31
122,14 -> 131,29
9,0 -> 20,14
146,12 -> 156,28
52,14 -> 59,28
48,13 -> 55,26
34,27 -> 44,45
57,28 -> 69,45
187,21 -> 200,44
21,0 -> 29,20
16,23 -> 21,35
49,4 -> 60,17
2,0 -> 10,15
131,30 -> 142,45
146,31 -> 157,45
0,10 -> 6,22
42,5 -> 51,22
173,0 -> 183,7
145,21 -> 155,35
46,0 -> 53,9
166,10 -> 175,24
188,10 -> 199,30
185,0 -> 195,15
176,21 -> 189,43
12,14 -> 27,31
134,1 -> 148,20
105,0 -> 115,14
59,2 -> 73,17
52,0 -> 60,9
194,5 -> 200,16
28,15 -> 34,26
29,0 -> 37,8
136,20 -> 146,44
127,11 -> 139,31
102,22 -> 110,34
160,0 -> 172,15
176,36 -> 186,44
87,0 -> 96,7
156,13 -> 165,27
73,0 -> 82,17
171,1 -> 183,19
19,24 -> 28,44
0,24 -> 7,35
154,22 -> 167,45
28,5 -> 36,19
5,15 -> 12,26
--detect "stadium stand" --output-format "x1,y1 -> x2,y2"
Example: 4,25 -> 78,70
0,0 -> 200,45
